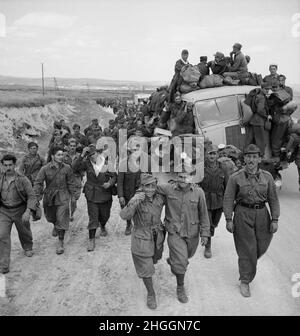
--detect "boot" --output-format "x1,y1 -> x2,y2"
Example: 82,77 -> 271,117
56,240 -> 64,255
100,226 -> 108,237
52,227 -> 58,237
24,249 -> 34,257
240,281 -> 251,297
142,277 -> 157,310
87,238 -> 95,252
124,221 -> 132,235
146,294 -> 157,310
204,238 -> 212,258
177,285 -> 188,303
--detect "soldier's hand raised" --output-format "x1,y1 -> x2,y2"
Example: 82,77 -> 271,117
131,192 -> 145,204
270,220 -> 278,233
226,220 -> 234,233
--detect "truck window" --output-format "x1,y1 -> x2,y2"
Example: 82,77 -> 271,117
194,96 -> 240,127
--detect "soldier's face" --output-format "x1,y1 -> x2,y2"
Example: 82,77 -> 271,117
29,146 -> 38,155
69,143 -> 77,152
2,160 -> 15,174
177,173 -> 190,188
207,151 -> 218,163
182,53 -> 188,62
143,182 -> 157,198
269,66 -> 277,75
279,77 -> 285,86
245,153 -> 261,170
52,150 -> 64,163
73,127 -> 80,134
175,96 -> 182,104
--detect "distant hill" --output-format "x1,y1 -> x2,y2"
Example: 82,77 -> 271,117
0,75 -> 168,91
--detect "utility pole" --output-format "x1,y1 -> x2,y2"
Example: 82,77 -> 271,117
54,77 -> 62,96
41,63 -> 45,96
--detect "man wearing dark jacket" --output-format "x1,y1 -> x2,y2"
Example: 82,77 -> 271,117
73,145 -> 117,251
278,75 -> 293,99
0,154 -> 37,274
117,147 -> 141,235
197,56 -> 209,79
244,84 -> 271,156
207,52 -> 229,76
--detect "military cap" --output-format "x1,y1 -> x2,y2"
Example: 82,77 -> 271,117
278,74 -> 286,80
91,118 -> 98,123
28,141 -> 38,149
214,51 -> 224,58
244,144 -> 261,155
200,56 -> 207,62
140,173 -> 157,186
269,63 -> 278,69
72,123 -> 80,129
206,144 -> 218,154
233,43 -> 242,49
261,82 -> 272,89
181,49 -> 189,55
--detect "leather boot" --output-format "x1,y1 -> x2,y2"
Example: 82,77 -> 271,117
87,238 -> 95,252
142,277 -> 157,309
56,240 -> 64,255
52,227 -> 58,237
240,281 -> 251,297
177,285 -> 188,303
204,238 -> 212,258
124,221 -> 132,235
100,226 -> 108,237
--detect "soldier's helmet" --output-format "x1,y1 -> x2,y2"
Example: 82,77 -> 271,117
243,144 -> 261,156
140,173 -> 157,186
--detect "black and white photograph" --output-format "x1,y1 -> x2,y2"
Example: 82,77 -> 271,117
0,0 -> 299,319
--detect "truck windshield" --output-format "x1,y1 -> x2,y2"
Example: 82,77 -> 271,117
194,96 -> 240,127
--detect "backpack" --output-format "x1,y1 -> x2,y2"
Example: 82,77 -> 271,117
199,75 -> 224,89
180,64 -> 201,83
244,88 -> 261,113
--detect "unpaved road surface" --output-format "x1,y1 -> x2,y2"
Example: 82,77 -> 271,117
1,102 -> 300,316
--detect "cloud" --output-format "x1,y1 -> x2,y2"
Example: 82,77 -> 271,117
13,12 -> 77,29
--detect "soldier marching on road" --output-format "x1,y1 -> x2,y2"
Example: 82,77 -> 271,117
223,144 -> 280,297
156,165 -> 211,304
119,173 -> 165,310
34,146 -> 79,255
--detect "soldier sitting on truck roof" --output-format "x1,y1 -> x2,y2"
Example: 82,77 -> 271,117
207,52 -> 229,76
223,43 -> 248,80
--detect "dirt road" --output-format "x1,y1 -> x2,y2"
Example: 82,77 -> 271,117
1,102 -> 300,316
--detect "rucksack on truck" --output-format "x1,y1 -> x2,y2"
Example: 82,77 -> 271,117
180,64 -> 201,84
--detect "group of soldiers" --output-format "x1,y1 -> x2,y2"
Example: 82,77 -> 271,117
0,109 -> 280,309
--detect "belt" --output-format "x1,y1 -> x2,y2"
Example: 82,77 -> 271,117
1,202 -> 26,209
239,202 -> 265,209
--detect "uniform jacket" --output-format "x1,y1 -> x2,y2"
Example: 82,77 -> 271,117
34,161 -> 77,206
119,192 -> 165,257
156,182 -> 211,238
229,51 -> 248,73
200,161 -> 227,210
0,172 -> 37,211
223,168 -> 280,221
72,155 -> 116,203
249,90 -> 269,126
117,167 -> 141,201
19,154 -> 45,185
263,74 -> 280,87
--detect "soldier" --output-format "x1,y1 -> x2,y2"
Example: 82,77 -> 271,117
34,146 -> 78,255
0,154 -> 37,274
117,143 -> 141,235
263,64 -> 280,88
223,144 -> 280,297
19,142 -> 45,186
72,145 -> 117,251
72,123 -> 89,149
199,144 -> 227,258
156,166 -> 210,304
63,138 -> 83,221
119,173 -> 165,309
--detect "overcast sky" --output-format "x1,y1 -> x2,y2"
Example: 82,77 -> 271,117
0,0 -> 299,83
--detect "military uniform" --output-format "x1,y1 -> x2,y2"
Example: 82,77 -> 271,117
34,161 -> 77,231
19,154 -> 45,186
223,167 -> 280,284
0,172 -> 37,272
156,182 -> 210,275
120,191 -> 165,278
